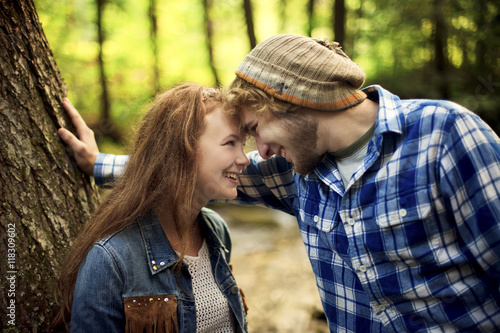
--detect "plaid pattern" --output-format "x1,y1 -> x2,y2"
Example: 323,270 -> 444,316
94,154 -> 129,188
94,86 -> 500,332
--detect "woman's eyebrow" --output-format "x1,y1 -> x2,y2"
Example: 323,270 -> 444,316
223,134 -> 240,141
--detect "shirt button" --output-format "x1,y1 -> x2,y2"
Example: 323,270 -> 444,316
399,209 -> 407,217
231,286 -> 239,295
313,215 -> 319,222
377,304 -> 386,312
347,218 -> 355,226
359,265 -> 367,273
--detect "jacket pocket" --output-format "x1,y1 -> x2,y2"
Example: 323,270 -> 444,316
124,295 -> 178,333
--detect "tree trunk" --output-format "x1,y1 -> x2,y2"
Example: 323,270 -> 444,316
306,0 -> 315,37
0,1 -> 100,331
96,0 -> 110,121
433,0 -> 449,99
243,0 -> 257,49
474,0 -> 487,74
333,0 -> 346,47
278,0 -> 287,33
149,0 -> 160,93
202,0 -> 220,86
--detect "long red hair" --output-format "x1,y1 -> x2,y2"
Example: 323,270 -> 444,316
53,83 -> 223,329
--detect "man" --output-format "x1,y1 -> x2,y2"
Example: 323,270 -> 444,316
59,34 -> 500,332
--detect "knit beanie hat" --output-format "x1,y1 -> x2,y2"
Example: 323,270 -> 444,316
235,34 -> 367,111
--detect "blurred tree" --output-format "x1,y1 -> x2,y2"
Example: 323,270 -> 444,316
203,0 -> 220,85
243,0 -> 257,49
278,0 -> 287,34
94,0 -> 122,142
0,0 -> 100,331
333,0 -> 345,47
33,0 -> 499,138
475,0 -> 488,74
433,0 -> 450,99
149,0 -> 160,92
96,0 -> 111,130
307,0 -> 315,37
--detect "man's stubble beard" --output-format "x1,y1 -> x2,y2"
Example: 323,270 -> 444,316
281,113 -> 324,176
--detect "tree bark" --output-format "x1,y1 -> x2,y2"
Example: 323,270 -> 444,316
0,0 -> 100,331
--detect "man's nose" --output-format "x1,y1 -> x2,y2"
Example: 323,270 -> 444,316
256,136 -> 273,159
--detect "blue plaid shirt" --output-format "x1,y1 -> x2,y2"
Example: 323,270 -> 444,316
94,86 -> 500,332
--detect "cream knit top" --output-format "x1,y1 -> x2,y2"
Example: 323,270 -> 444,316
182,241 -> 235,332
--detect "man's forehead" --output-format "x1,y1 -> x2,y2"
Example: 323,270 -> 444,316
238,106 -> 258,125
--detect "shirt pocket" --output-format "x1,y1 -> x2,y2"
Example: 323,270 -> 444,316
124,294 -> 178,333
375,188 -> 433,228
374,188 -> 438,264
294,185 -> 341,233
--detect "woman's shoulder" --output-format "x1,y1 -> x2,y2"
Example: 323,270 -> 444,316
89,220 -> 151,267
95,221 -> 142,248
201,207 -> 229,232
201,207 -> 232,252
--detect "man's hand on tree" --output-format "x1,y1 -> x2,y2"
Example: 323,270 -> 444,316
58,98 -> 99,177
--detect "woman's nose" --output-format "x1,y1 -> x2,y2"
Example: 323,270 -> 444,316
237,149 -> 250,167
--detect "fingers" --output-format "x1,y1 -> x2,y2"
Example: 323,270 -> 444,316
62,98 -> 91,138
59,98 -> 100,176
61,98 -> 97,145
57,127 -> 85,153
58,127 -> 97,176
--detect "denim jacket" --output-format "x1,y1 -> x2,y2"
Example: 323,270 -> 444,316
71,208 -> 248,332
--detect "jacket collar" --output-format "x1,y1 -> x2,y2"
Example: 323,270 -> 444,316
138,209 -> 227,275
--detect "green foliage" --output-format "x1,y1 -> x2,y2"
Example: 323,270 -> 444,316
34,0 -> 500,153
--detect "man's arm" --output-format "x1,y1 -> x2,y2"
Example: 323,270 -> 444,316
231,151 -> 296,215
58,98 -> 99,176
438,107 -> 500,279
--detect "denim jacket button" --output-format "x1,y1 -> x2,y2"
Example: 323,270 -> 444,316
231,286 -> 239,294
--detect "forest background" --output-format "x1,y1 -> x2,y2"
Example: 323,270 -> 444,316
36,0 -> 500,156
20,0 -> 500,331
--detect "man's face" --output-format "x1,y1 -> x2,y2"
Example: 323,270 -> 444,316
240,106 -> 324,175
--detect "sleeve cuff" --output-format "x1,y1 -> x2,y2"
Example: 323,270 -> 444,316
93,153 -> 129,188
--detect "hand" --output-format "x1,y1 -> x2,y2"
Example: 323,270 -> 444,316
58,98 -> 99,176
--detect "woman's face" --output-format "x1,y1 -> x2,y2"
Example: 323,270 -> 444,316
195,106 -> 249,203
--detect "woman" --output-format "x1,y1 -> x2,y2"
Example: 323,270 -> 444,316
54,83 -> 250,332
